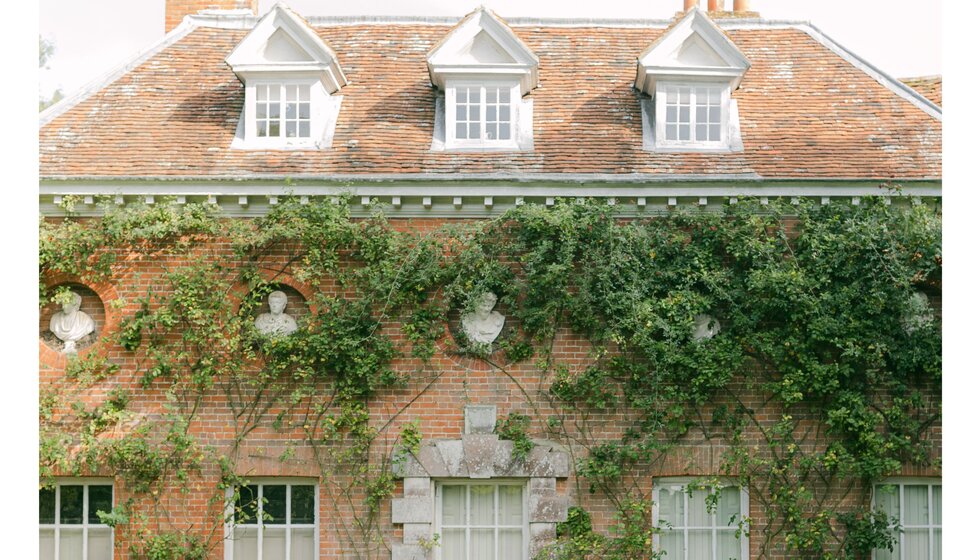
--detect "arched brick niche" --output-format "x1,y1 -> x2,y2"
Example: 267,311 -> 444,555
243,283 -> 310,323
390,405 -> 571,560
39,283 -> 107,355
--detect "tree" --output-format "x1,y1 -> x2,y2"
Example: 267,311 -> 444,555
39,36 -> 64,112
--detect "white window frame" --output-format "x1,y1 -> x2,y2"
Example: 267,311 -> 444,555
224,478 -> 319,560
39,478 -> 115,560
872,478 -> 942,560
654,81 -> 731,150
434,480 -> 529,560
243,77 -> 322,148
651,478 -> 750,560
445,79 -> 520,151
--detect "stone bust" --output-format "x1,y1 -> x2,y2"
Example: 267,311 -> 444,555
49,291 -> 96,353
692,314 -> 721,341
254,290 -> 298,337
461,291 -> 505,345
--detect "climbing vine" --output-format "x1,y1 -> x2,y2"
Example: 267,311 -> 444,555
39,194 -> 940,559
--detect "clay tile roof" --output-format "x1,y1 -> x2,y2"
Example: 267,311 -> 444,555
39,19 -> 941,181
901,75 -> 941,107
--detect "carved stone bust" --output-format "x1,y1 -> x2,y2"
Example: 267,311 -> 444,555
49,291 -> 96,353
692,314 -> 721,341
461,292 -> 505,345
254,290 -> 298,337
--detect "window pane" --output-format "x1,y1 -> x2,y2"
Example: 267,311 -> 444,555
487,88 -> 497,103
469,486 -> 495,525
257,86 -> 268,101
905,486 -> 929,525
718,529 -> 741,560
40,528 -> 55,560
257,121 -> 268,137
299,85 -> 310,102
60,486 -> 84,525
874,485 -> 899,518
299,103 -> 310,119
709,124 -> 721,142
442,528 -> 465,560
257,104 -> 267,119
658,531 -> 683,557
262,527 -> 287,558
666,106 -> 678,124
40,487 -> 56,524
678,89 -> 690,104
500,529 -> 523,559
499,106 -> 510,122
932,486 -> 942,524
696,87 -> 708,101
233,527 -> 259,560
688,529 -> 712,560
456,123 -> 468,140
696,124 -> 707,141
718,487 -> 741,527
658,487 -> 684,527
487,106 -> 496,122
59,528 -> 83,560
709,106 -> 721,123
696,106 -> 707,124
457,88 -> 468,103
499,123 -> 510,140
89,486 -> 113,524
666,125 -> 677,141
237,485 -> 259,524
456,105 -> 467,121
264,485 -> 287,524
299,122 -> 310,138
286,122 -> 297,137
286,85 -> 298,101
269,103 -> 280,119
470,528 -> 494,560
469,123 -> 479,139
874,542 -> 899,560
499,486 -> 523,526
269,86 -> 280,101
286,103 -> 297,119
291,527 -> 315,560
905,528 -> 929,559
679,124 -> 690,141
88,527 -> 112,560
934,528 -> 942,559
486,123 -> 497,140
291,485 -> 316,524
443,486 -> 466,525
469,106 -> 480,122
269,121 -> 281,137
689,488 -> 711,527
499,88 -> 510,103
709,88 -> 721,103
679,106 -> 690,123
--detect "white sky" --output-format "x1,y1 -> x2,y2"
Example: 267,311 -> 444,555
39,0 -> 941,98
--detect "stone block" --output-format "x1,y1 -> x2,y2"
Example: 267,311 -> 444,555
403,477 -> 431,498
392,451 -> 428,478
529,477 -> 556,494
529,522 -> 558,557
462,434 -> 500,478
392,497 -> 433,524
527,444 -> 570,478
402,523 -> 431,544
415,443 -> 449,477
529,494 -> 570,523
391,543 -> 427,560
464,404 -> 497,434
435,440 -> 467,477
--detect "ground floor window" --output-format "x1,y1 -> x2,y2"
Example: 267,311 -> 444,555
227,480 -> 317,560
653,479 -> 749,560
39,480 -> 114,560
874,480 -> 941,560
436,481 -> 527,560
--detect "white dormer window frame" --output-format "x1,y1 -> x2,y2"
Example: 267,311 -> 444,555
654,80 -> 731,150
241,76 -> 325,149
445,79 -> 520,150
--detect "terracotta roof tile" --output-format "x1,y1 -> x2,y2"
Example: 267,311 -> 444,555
39,23 -> 941,180
901,75 -> 941,107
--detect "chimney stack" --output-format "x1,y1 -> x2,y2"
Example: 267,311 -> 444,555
707,0 -> 721,11
733,0 -> 750,12
684,0 -> 699,11
165,0 -> 259,33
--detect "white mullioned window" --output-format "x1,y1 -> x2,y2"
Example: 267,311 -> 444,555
226,479 -> 318,560
653,479 -> 749,560
254,84 -> 312,140
655,82 -> 729,149
39,480 -> 114,560
446,82 -> 518,149
873,480 -> 941,560
436,481 -> 527,560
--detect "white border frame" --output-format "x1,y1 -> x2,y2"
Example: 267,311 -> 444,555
651,478 -> 750,560
872,478 -> 942,560
39,478 -> 115,560
241,76 -> 326,149
445,79 -> 521,151
655,81 -> 731,151
223,477 -> 320,560
434,480 -> 529,560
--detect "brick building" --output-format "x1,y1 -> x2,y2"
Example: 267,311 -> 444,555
38,1 -> 941,559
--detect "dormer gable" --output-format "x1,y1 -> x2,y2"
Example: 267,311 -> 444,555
634,8 -> 750,96
427,6 -> 539,96
226,2 -> 346,92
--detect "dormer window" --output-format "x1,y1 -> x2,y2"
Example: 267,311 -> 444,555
447,82 -> 518,149
636,9 -> 749,152
225,5 -> 347,150
658,82 -> 728,146
427,7 -> 539,152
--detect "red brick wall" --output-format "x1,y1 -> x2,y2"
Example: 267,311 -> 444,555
39,217 -> 942,560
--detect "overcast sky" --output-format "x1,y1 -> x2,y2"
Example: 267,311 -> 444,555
39,0 -> 941,100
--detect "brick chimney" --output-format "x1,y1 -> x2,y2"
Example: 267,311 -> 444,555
165,0 -> 259,32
